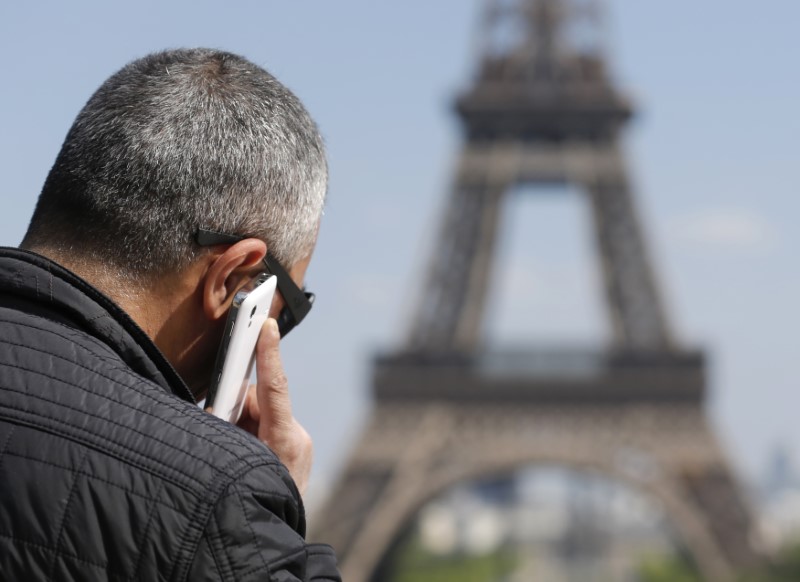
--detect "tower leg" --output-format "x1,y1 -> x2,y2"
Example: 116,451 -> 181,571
586,168 -> 672,350
408,144 -> 513,353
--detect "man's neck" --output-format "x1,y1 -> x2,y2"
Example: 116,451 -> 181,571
22,245 -> 214,395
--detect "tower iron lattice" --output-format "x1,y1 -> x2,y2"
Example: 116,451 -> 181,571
311,2 -> 761,580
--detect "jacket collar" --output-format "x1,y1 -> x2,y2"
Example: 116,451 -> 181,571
0,247 -> 195,404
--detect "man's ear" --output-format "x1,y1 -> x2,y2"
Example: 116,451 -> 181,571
202,238 -> 268,321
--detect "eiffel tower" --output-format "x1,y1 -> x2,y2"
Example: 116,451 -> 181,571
311,1 -> 761,580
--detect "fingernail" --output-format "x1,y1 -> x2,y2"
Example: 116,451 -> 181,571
267,318 -> 279,336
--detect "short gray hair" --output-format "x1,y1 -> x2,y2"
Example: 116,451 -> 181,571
23,48 -> 327,278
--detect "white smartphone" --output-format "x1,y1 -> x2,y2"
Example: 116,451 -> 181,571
205,272 -> 277,423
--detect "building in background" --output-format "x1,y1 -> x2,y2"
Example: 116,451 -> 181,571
311,1 -> 761,580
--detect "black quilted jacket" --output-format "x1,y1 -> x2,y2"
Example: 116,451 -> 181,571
0,248 -> 341,581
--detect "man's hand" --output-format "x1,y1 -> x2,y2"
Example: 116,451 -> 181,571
237,318 -> 313,496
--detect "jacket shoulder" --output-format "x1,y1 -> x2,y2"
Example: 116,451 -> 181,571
0,306 -> 304,580
187,464 -> 341,582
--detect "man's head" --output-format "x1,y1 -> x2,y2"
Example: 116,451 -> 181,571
23,48 -> 326,285
21,48 -> 327,393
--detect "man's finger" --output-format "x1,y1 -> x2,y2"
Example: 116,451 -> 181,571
251,317 -> 314,495
255,318 -> 293,441
235,385 -> 260,435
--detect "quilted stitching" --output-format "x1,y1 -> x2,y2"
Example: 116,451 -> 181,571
0,250 -> 340,581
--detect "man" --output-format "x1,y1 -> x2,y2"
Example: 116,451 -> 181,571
0,48 -> 340,580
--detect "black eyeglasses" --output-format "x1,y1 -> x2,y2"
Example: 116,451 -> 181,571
195,228 -> 314,338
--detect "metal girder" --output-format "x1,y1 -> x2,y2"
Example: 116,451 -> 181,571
405,139 -> 673,351
310,401 -> 760,582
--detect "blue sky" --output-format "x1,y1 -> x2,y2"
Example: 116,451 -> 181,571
1,1 -> 798,503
